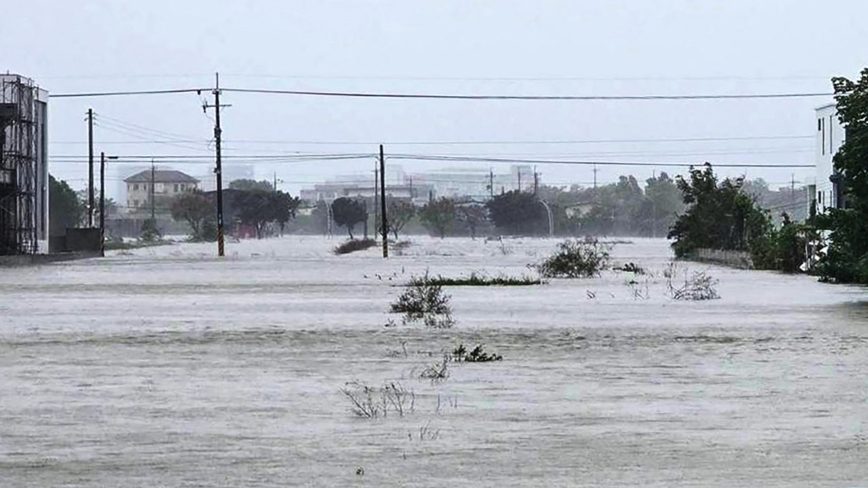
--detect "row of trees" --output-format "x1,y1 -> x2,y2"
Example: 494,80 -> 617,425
319,173 -> 684,240
170,182 -> 301,241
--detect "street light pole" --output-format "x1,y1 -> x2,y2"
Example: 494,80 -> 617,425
100,152 -> 118,257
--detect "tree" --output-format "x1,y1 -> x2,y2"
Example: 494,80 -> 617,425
236,190 -> 274,239
637,172 -> 684,237
49,175 -> 83,235
331,197 -> 368,239
420,197 -> 456,238
271,191 -> 301,236
388,199 -> 415,240
229,179 -> 273,192
810,69 -> 868,283
486,191 -> 545,235
668,163 -> 771,258
171,190 -> 214,241
455,202 -> 487,239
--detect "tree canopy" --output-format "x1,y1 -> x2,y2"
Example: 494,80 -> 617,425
486,191 -> 546,235
420,197 -> 456,238
49,175 -> 83,235
171,190 -> 214,241
229,179 -> 274,192
331,197 -> 367,239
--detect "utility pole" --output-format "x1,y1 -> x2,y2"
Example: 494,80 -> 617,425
273,171 -> 277,192
100,152 -> 105,256
203,73 -> 230,257
87,108 -> 94,227
533,167 -> 539,195
150,159 -> 156,221
489,168 -> 494,199
593,163 -> 598,193
517,170 -> 522,192
379,144 -> 388,258
373,163 -> 379,234
100,152 -> 118,257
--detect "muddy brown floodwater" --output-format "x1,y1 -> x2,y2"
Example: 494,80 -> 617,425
1,237 -> 866,487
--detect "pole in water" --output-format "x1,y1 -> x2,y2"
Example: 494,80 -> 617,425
380,144 -> 388,258
203,72 -> 230,257
87,108 -> 94,227
99,152 -> 105,257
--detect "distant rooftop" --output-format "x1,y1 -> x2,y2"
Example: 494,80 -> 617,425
124,169 -> 199,184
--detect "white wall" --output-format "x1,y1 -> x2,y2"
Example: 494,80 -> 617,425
815,104 -> 844,211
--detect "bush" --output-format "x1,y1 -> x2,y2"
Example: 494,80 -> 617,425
340,381 -> 415,418
665,265 -> 720,301
415,272 -> 542,286
538,238 -> 611,278
613,262 -> 645,275
333,238 -> 377,255
391,274 -> 454,328
419,355 -> 450,381
452,344 -> 502,362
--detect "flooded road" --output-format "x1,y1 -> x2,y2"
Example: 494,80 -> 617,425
1,237 -> 866,486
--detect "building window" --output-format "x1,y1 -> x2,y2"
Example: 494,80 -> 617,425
830,115 -> 834,154
134,200 -> 139,207
174,184 -> 179,192
133,184 -> 139,191
821,118 -> 825,155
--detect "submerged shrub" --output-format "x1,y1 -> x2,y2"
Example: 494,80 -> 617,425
340,381 -> 415,418
452,344 -> 502,363
538,238 -> 611,278
391,273 -> 454,328
333,238 -> 377,255
666,269 -> 720,301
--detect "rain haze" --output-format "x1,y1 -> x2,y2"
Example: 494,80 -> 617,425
2,1 -> 868,487
1,0 -> 866,193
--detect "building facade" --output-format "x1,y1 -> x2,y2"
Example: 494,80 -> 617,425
0,74 -> 49,255
811,103 -> 845,213
124,169 -> 199,211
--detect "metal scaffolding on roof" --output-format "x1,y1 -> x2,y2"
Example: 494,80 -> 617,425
0,75 -> 40,255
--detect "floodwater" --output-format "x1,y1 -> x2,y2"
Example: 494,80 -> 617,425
1,237 -> 866,487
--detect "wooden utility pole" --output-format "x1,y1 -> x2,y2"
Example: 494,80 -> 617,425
203,73 -> 230,257
87,108 -> 94,227
533,167 -> 539,195
373,163 -> 379,235
489,168 -> 494,199
99,152 -> 105,256
150,159 -> 156,221
379,144 -> 388,258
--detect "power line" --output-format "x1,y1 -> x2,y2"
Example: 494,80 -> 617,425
46,86 -> 833,101
49,134 -> 814,146
49,88 -> 206,98
222,87 -> 833,101
387,154 -> 815,168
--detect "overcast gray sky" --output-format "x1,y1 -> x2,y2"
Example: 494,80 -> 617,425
3,0 -> 867,199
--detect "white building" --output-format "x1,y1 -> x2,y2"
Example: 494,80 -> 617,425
811,103 -> 845,212
124,169 -> 199,212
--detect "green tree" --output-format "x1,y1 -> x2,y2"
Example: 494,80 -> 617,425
331,197 -> 367,239
668,163 -> 771,258
637,172 -> 684,237
455,202 -> 488,239
388,199 -> 415,240
171,190 -> 214,241
229,179 -> 273,192
236,190 -> 274,239
486,191 -> 545,235
813,69 -> 868,283
270,191 -> 301,236
49,175 -> 84,235
420,197 -> 456,238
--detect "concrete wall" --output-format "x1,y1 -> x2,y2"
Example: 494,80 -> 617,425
690,248 -> 753,269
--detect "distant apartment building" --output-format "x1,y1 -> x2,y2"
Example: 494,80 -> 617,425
299,164 -> 536,206
124,169 -> 199,211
